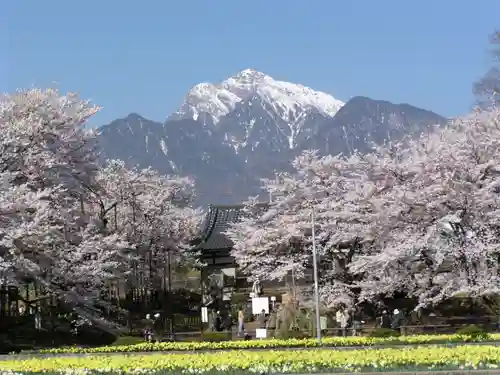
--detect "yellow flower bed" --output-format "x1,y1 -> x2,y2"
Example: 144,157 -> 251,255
39,333 -> 500,354
3,346 -> 500,374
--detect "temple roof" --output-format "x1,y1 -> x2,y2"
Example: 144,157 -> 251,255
194,203 -> 268,251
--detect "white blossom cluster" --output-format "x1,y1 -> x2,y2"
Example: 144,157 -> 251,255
226,103 -> 500,310
0,89 -> 202,326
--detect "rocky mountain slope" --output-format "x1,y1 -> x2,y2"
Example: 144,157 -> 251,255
97,69 -> 447,206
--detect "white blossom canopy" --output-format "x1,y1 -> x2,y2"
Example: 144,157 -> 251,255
227,103 -> 500,310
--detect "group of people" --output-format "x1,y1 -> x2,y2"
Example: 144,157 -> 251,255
211,310 -> 233,332
335,306 -> 402,336
335,307 -> 351,336
377,309 -> 403,330
257,308 -> 277,329
335,306 -> 366,336
212,305 -> 404,337
236,308 -> 277,337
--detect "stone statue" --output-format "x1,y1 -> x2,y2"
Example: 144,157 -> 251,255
203,271 -> 223,306
251,279 -> 262,297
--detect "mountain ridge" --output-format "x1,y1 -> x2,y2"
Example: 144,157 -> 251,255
97,71 -> 448,206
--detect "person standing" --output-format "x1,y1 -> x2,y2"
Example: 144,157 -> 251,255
336,307 -> 349,337
237,310 -> 245,337
266,308 -> 277,336
341,309 -> 350,337
213,311 -> 222,332
144,314 -> 154,342
335,307 -> 343,336
391,309 -> 402,331
258,309 -> 267,329
224,312 -> 233,332
351,308 -> 364,336
378,310 -> 391,329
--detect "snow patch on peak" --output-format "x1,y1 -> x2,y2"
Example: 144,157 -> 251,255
222,69 -> 267,99
174,83 -> 241,123
160,138 -> 168,155
225,69 -> 268,89
171,69 -> 344,124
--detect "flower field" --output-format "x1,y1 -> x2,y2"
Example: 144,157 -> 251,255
3,346 -> 500,374
38,332 -> 500,354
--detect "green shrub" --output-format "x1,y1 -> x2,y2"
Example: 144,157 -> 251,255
369,328 -> 401,338
456,324 -> 490,341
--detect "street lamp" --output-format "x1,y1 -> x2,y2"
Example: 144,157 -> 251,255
310,206 -> 322,342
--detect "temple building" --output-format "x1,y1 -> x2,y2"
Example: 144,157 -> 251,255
192,204 -> 312,322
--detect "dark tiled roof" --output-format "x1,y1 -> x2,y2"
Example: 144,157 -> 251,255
195,203 -> 268,251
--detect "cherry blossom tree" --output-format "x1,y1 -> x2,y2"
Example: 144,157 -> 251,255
0,88 -> 203,330
228,103 -> 500,311
0,89 -> 132,327
226,149 -> 386,308
0,176 -> 56,283
94,160 -> 203,292
350,104 -> 500,309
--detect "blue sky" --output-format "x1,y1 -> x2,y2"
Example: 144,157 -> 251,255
2,1 -> 499,127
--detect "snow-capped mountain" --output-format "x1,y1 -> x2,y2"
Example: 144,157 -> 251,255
171,69 -> 343,126
169,69 -> 345,162
98,70 -> 448,206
